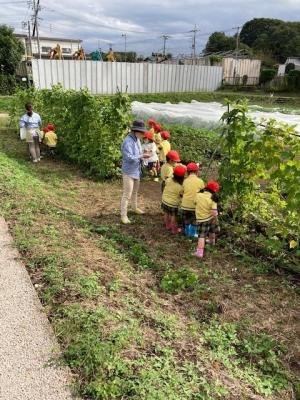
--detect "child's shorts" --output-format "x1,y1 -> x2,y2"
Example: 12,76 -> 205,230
161,203 -> 178,216
196,219 -> 216,237
179,209 -> 196,222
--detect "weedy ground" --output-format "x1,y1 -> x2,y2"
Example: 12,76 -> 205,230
0,118 -> 299,400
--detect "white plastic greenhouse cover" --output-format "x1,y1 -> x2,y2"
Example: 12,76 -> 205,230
132,101 -> 300,132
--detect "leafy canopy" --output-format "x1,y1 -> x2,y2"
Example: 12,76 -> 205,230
0,25 -> 24,75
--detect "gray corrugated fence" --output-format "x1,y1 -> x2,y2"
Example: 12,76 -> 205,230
32,60 -> 223,93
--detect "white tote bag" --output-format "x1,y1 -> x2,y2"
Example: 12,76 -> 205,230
20,127 -> 27,141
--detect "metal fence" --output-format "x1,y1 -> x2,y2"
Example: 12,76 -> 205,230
32,59 -> 223,94
223,76 -> 260,86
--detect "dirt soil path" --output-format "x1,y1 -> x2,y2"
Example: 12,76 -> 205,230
0,217 -> 75,400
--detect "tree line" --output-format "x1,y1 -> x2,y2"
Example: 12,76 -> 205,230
205,18 -> 300,64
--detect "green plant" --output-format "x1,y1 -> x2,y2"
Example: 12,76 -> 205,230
260,69 -> 277,84
219,101 -> 300,271
160,268 -> 199,294
165,124 -> 219,165
287,70 -> 300,90
10,85 -> 132,178
203,321 -> 289,395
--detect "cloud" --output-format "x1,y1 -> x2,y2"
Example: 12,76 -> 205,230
1,0 -> 300,55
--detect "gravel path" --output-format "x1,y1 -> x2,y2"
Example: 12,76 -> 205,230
0,218 -> 76,400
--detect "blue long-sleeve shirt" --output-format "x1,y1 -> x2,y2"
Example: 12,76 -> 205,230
121,132 -> 142,179
19,112 -> 42,129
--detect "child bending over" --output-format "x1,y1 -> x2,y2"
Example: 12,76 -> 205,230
161,165 -> 187,234
44,123 -> 57,156
194,180 -> 220,258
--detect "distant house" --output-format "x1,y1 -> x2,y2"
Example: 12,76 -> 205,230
14,34 -> 82,60
278,57 -> 300,76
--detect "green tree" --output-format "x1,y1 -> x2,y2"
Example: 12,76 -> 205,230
240,18 -> 300,63
0,25 -> 24,75
240,18 -> 283,48
205,32 -> 236,53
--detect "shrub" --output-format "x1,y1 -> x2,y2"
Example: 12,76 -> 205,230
164,124 -> 219,165
260,68 -> 276,84
160,268 -> 199,294
285,62 -> 295,74
287,70 -> 300,90
10,85 -> 132,179
0,73 -> 16,95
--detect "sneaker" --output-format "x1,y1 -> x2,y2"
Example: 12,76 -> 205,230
33,159 -> 38,163
37,158 -> 41,162
133,208 -> 145,215
153,177 -> 159,182
121,216 -> 131,224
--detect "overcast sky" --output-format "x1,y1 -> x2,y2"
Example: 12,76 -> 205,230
2,0 -> 300,56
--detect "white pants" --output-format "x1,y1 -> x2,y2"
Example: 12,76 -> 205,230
28,136 -> 40,161
120,174 -> 140,218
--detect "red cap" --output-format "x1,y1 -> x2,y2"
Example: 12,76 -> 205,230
161,130 -> 170,140
43,127 -> 49,133
144,131 -> 154,140
148,119 -> 156,127
187,162 -> 200,172
206,180 -> 220,193
154,123 -> 162,132
173,165 -> 187,177
166,150 -> 181,162
47,123 -> 55,131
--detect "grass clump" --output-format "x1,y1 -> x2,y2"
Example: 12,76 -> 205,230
160,268 -> 199,294
203,320 -> 289,396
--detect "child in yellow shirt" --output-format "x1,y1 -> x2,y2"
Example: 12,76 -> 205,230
158,131 -> 171,163
180,162 -> 205,234
161,165 -> 186,234
153,123 -> 162,149
160,150 -> 181,191
148,119 -> 156,136
44,123 -> 57,155
194,180 -> 220,258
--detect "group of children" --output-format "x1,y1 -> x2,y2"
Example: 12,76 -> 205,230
142,119 -> 220,259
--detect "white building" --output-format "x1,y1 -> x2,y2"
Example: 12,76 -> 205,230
278,57 -> 300,76
15,34 -> 82,59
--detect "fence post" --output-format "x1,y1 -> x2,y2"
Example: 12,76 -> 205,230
143,63 -> 148,93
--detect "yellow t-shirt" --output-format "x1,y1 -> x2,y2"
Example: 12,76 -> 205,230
160,163 -> 174,182
44,130 -> 57,147
181,174 -> 205,210
158,140 -> 171,162
162,178 -> 183,207
194,191 -> 217,222
154,132 -> 162,146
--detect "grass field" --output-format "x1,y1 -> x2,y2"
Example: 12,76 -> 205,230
0,118 -> 299,399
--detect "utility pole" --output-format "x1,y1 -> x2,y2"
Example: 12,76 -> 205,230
190,24 -> 199,63
32,0 -> 41,59
235,26 -> 241,58
27,20 -> 32,58
122,33 -> 127,62
161,35 -> 169,58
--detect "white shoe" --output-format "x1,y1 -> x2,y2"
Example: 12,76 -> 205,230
121,216 -> 131,224
37,158 -> 41,162
33,159 -> 38,163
